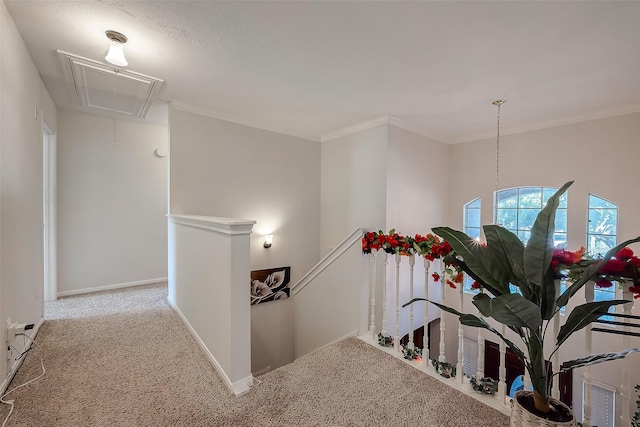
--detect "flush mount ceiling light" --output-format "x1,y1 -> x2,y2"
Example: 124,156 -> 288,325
105,30 -> 128,67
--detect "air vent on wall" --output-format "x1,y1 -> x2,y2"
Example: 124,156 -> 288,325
58,50 -> 163,119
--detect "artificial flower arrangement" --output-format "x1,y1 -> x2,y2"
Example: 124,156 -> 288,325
362,229 -> 465,289
362,229 -> 640,299
553,246 -> 640,298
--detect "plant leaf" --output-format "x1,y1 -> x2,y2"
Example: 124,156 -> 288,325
483,225 -> 530,298
528,333 -> 548,401
432,227 -> 510,295
561,348 -> 640,371
524,181 -> 573,288
472,293 -> 542,329
403,298 -> 527,362
556,300 -> 631,347
442,256 -> 504,298
540,268 -> 558,320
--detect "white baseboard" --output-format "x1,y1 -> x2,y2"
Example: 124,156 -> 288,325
167,299 -> 254,396
0,317 -> 45,395
57,277 -> 168,298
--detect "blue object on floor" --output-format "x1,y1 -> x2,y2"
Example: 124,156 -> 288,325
509,374 -> 533,397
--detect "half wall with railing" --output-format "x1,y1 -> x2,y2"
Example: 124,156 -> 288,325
360,249 -> 640,425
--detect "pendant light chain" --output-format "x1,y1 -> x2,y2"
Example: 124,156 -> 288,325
492,99 -> 506,191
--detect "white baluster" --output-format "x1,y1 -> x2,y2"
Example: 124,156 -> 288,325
498,323 -> 507,399
408,255 -> 415,350
476,326 -> 485,380
423,258 -> 430,366
523,371 -> 531,395
552,279 -> 561,400
439,265 -> 446,363
381,252 -> 388,337
369,251 -> 377,340
583,282 -> 595,427
476,288 -> 485,380
456,280 -> 464,384
394,253 -> 401,352
620,286 -> 633,427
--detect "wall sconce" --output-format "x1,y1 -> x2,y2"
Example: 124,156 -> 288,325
263,235 -> 273,249
105,30 -> 128,67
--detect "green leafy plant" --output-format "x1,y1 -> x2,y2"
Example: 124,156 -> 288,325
400,344 -> 421,360
470,376 -> 498,395
404,181 -> 640,414
431,359 -> 456,378
377,332 -> 393,347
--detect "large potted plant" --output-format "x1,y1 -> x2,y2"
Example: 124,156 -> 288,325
405,181 -> 640,426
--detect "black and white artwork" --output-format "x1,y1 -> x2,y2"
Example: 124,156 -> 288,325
250,266 -> 291,305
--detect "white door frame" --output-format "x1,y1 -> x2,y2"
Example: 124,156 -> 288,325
43,123 -> 57,302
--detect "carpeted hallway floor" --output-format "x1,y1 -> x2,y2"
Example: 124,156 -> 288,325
0,283 -> 509,426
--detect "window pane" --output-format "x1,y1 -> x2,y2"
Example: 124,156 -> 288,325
497,189 -> 518,208
466,208 -> 481,228
589,194 -> 616,209
542,188 -> 566,208
496,209 -> 517,229
518,230 -> 530,243
588,235 -> 617,257
466,227 -> 481,240
594,287 -> 615,322
518,209 -> 539,230
558,192 -> 568,208
588,209 -> 617,235
587,194 -> 617,258
467,198 -> 481,209
518,188 -> 542,208
554,209 -> 568,233
553,233 -> 567,247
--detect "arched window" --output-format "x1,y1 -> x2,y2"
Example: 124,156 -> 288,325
463,198 -> 481,292
587,194 -> 618,257
495,187 -> 568,246
588,195 -> 618,321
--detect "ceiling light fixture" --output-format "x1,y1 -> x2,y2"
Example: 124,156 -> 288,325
105,30 -> 128,67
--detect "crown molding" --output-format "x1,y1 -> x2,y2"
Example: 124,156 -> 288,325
386,115 -> 449,144
169,101 -> 320,142
320,114 -> 449,144
453,103 -> 640,145
320,115 -> 391,142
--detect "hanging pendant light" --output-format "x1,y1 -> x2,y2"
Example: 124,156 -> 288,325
105,30 -> 128,67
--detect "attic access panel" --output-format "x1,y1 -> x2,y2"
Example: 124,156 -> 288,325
58,51 -> 163,119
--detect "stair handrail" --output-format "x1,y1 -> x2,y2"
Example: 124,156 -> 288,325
291,227 -> 372,295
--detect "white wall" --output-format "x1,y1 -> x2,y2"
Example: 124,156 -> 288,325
169,107 -> 321,279
320,125 -> 388,256
386,125 -> 451,338
56,109 -> 168,295
169,106 -> 321,373
0,0 -> 56,385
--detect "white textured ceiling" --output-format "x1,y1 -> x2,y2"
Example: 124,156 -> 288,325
5,0 -> 640,143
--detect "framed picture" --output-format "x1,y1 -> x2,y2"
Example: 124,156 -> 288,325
250,266 -> 291,305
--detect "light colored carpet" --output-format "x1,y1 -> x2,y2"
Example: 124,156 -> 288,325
1,283 -> 509,426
